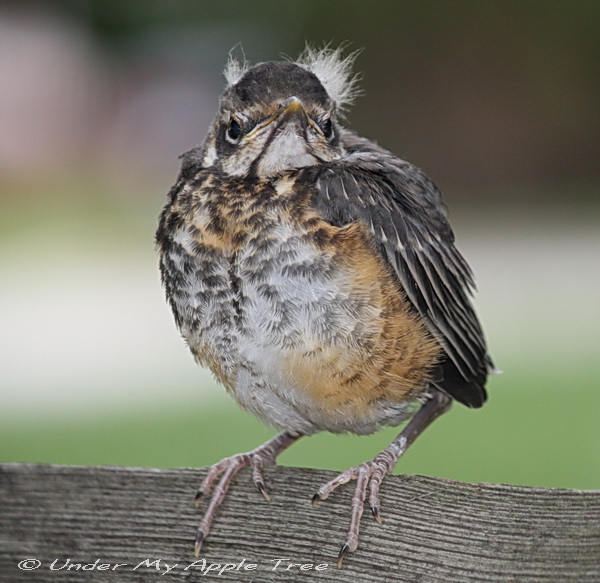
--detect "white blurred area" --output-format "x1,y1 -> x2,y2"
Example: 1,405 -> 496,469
1,6 -> 599,424
457,207 -> 600,375
0,232 -> 226,421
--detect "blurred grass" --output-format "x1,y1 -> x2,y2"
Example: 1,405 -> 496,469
2,368 -> 599,491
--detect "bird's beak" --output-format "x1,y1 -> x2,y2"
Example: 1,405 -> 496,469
279,95 -> 305,116
245,96 -> 324,140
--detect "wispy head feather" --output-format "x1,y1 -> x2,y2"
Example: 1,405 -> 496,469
223,45 -> 250,87
296,44 -> 362,112
223,44 -> 362,113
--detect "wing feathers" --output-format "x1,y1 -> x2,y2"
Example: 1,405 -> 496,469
310,130 -> 490,406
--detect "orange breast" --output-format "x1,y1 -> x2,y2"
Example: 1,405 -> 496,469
281,218 -> 441,424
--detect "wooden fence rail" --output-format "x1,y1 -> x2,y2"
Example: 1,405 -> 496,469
1,463 -> 599,582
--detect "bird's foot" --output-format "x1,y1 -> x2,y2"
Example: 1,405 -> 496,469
312,439 -> 405,568
193,431 -> 300,556
311,389 -> 452,567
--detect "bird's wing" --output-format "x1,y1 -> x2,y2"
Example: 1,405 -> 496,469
308,130 -> 491,407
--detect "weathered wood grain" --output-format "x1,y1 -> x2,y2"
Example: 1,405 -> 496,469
1,463 -> 599,582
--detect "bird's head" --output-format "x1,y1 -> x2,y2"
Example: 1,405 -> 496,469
201,47 -> 360,178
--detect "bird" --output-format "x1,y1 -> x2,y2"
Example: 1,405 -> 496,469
155,46 -> 493,567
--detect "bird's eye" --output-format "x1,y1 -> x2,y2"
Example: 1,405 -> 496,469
226,118 -> 242,142
321,117 -> 333,139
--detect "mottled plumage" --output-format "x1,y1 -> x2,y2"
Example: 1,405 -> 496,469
156,46 -> 492,566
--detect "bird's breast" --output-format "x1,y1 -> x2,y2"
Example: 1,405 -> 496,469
161,175 -> 441,434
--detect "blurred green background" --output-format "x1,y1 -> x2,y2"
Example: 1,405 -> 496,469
1,1 -> 599,491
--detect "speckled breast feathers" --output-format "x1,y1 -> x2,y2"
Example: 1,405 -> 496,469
157,168 -> 440,435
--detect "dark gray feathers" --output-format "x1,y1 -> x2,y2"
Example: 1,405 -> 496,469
307,129 -> 491,407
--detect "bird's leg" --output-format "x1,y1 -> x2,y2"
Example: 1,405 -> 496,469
312,389 -> 452,567
193,430 -> 301,556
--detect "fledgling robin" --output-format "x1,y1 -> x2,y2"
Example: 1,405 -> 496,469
156,46 -> 493,566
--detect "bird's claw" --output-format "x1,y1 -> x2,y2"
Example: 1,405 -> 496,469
255,480 -> 271,502
194,529 -> 205,557
371,504 -> 383,525
337,544 -> 350,569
